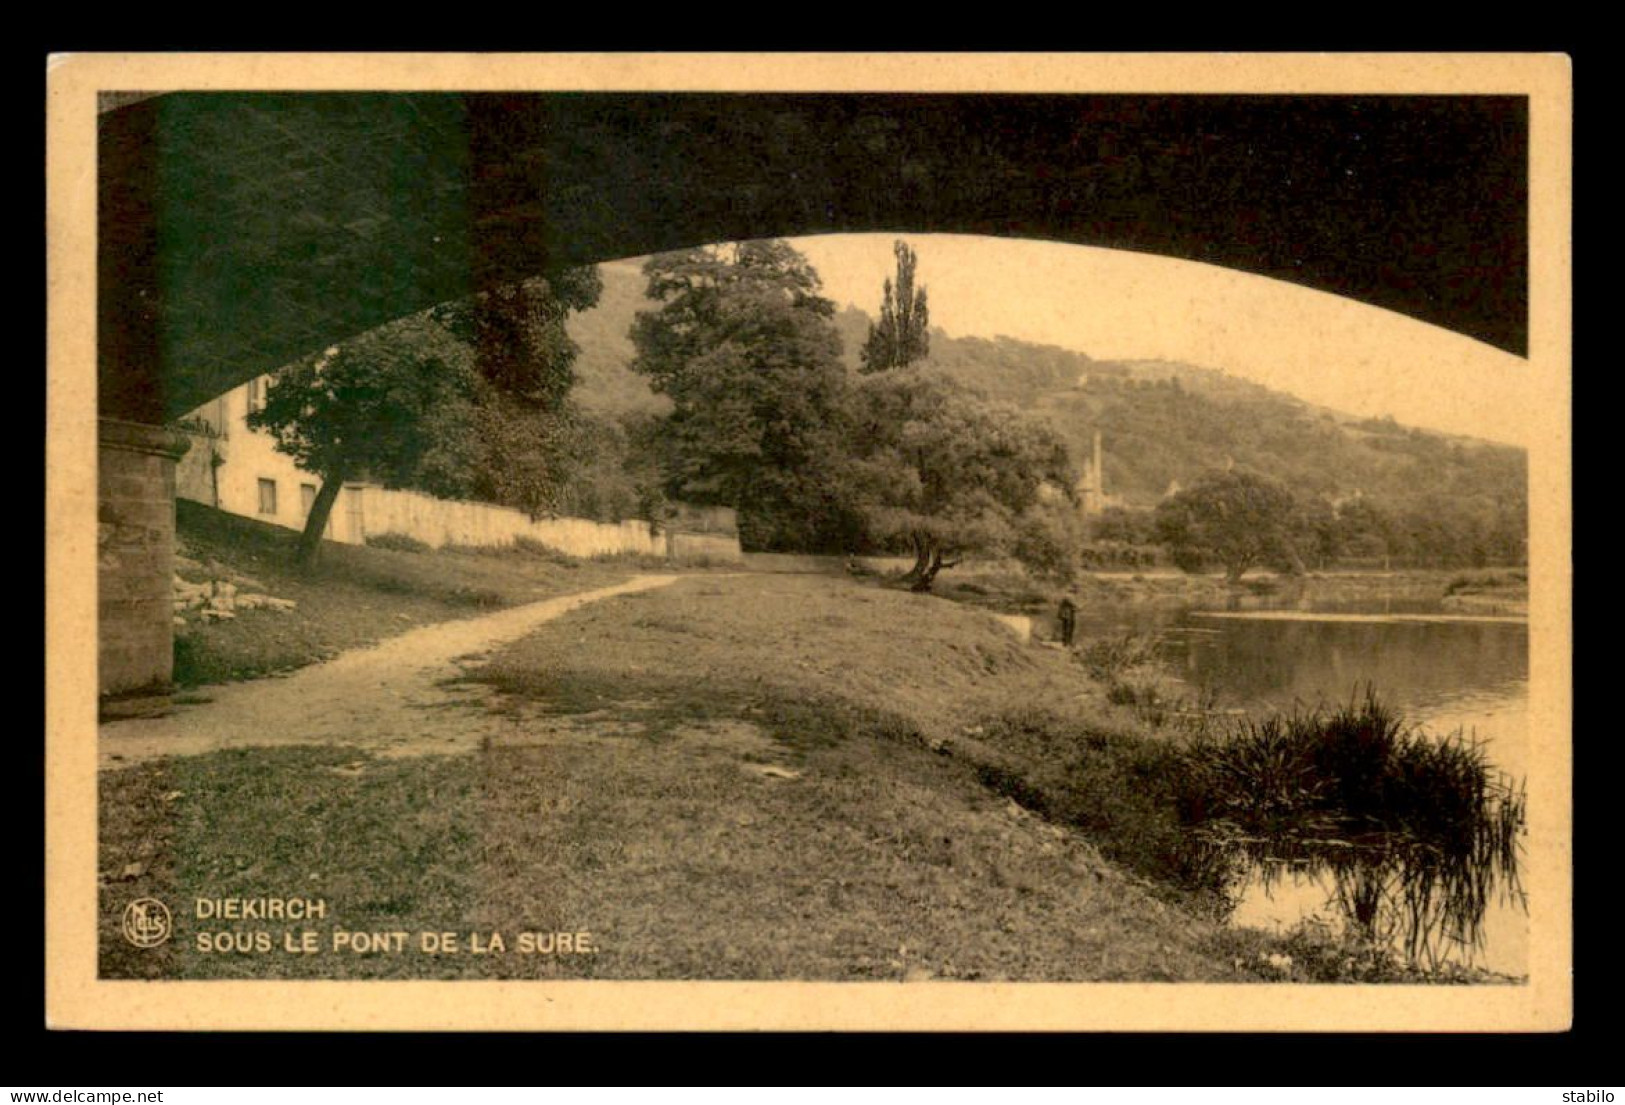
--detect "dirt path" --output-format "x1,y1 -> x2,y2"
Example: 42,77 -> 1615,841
99,575 -> 680,769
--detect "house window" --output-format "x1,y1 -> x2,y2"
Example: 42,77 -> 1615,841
258,478 -> 277,515
246,377 -> 265,415
301,483 -> 317,515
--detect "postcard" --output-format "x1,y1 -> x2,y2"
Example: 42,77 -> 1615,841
46,52 -> 1572,1030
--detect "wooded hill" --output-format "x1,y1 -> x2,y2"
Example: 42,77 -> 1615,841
569,261 -> 1525,539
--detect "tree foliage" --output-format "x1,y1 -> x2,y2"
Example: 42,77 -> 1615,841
859,239 -> 930,373
848,368 -> 1075,589
248,316 -> 480,564
1154,468 -> 1306,581
250,268 -> 603,563
630,241 -> 864,551
429,270 -> 603,407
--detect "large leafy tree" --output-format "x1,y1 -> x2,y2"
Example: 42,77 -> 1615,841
1154,468 -> 1307,581
251,269 -> 603,564
859,239 -> 930,373
630,241 -> 864,551
848,368 -> 1075,591
248,316 -> 480,565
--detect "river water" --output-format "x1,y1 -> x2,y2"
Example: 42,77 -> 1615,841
1074,580 -> 1530,976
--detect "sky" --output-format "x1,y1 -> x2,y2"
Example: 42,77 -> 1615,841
774,234 -> 1534,447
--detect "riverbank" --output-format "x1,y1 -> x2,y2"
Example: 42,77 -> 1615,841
101,572 -> 1269,981
100,547 -> 1519,982
935,565 -> 1527,635
1440,569 -> 1530,616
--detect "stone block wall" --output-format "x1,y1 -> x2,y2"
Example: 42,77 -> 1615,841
99,419 -> 190,695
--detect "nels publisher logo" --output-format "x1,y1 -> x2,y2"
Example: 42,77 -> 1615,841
122,898 -> 172,948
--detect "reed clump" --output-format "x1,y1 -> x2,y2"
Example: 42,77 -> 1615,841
1077,632 -> 1164,680
1176,690 -> 1526,965
978,687 -> 1525,970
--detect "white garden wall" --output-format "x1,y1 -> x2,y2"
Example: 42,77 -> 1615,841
177,378 -> 742,563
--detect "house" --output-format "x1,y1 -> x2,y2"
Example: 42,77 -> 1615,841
175,375 -> 365,544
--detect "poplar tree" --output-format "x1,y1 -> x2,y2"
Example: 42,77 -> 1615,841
859,240 -> 930,373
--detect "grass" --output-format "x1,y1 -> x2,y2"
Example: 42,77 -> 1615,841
107,559 -> 1521,982
363,531 -> 432,553
470,574 -> 1109,747
99,745 -> 485,980
98,712 -> 1254,981
968,708 -> 1230,912
1073,633 -> 1217,732
103,573 -> 1269,982
1077,633 -> 1165,680
168,501 -> 630,688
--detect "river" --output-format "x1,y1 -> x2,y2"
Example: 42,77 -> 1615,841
1074,578 -> 1530,976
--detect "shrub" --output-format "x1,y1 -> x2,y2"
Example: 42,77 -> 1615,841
1444,569 -> 1528,596
973,709 -> 1232,908
511,535 -> 582,566
364,532 -> 431,554
1077,633 -> 1164,680
444,585 -> 506,608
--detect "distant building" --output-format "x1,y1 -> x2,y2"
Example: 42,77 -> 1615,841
1076,431 -> 1120,519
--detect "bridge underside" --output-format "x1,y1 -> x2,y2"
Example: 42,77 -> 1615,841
93,91 -> 1528,695
101,92 -> 1527,423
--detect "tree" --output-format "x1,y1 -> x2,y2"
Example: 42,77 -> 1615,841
248,316 -> 480,565
859,239 -> 930,373
1294,495 -> 1343,570
848,368 -> 1075,591
429,269 -> 603,408
552,412 -> 670,525
1154,468 -> 1306,582
252,268 -> 603,564
1334,497 -> 1395,567
630,241 -> 865,551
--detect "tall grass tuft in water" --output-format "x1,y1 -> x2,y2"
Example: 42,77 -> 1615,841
1177,690 -> 1526,966
1076,633 -> 1164,680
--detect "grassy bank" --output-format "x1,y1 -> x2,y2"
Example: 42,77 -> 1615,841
103,567 -> 1516,982
464,574 -> 1521,980
167,501 -> 630,688
102,573 -> 1268,981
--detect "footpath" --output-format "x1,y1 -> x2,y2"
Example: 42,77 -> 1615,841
98,575 -> 679,769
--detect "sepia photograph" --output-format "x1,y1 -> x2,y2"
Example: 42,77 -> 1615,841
46,53 -> 1572,1031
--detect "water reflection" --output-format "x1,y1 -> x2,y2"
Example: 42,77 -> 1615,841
1078,585 -> 1530,976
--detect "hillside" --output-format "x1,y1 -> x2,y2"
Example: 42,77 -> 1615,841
570,263 -> 1525,523
566,261 -> 673,418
